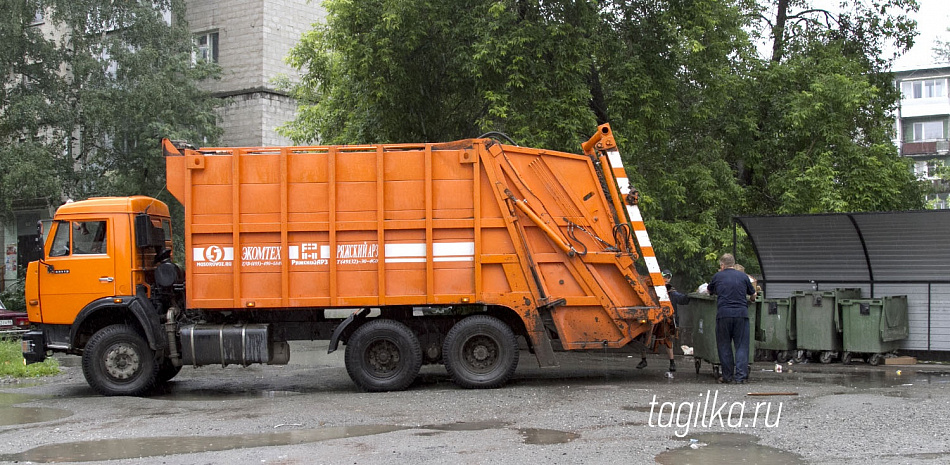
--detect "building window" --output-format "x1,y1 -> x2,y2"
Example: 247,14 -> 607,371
912,121 -> 944,141
901,79 -> 946,100
195,31 -> 219,63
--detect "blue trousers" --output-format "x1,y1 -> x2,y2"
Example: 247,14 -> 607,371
716,317 -> 750,382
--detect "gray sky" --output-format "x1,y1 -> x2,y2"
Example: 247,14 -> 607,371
778,1 -> 948,70
893,0 -> 949,70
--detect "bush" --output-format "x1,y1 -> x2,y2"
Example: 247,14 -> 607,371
0,279 -> 26,313
0,339 -> 59,378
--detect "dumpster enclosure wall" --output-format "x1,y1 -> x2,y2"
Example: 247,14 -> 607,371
736,211 -> 950,352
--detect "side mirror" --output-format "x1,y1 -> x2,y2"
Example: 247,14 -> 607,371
134,214 -> 165,249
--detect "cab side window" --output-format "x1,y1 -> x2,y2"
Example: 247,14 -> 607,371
73,221 -> 108,255
48,220 -> 109,257
49,222 -> 71,257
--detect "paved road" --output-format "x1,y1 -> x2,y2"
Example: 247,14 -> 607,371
1,341 -> 948,464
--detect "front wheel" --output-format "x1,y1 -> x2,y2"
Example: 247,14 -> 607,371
443,315 -> 519,389
344,319 -> 422,392
82,324 -> 159,396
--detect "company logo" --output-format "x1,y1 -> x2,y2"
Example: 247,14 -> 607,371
193,246 -> 234,267
205,245 -> 225,262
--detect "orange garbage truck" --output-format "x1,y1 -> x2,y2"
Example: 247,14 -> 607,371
21,124 -> 673,396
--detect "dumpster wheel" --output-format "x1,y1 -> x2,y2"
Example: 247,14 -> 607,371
792,350 -> 808,364
819,351 -> 835,364
869,353 -> 884,366
841,352 -> 853,365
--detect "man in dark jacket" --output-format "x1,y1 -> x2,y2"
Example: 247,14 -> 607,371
708,253 -> 756,384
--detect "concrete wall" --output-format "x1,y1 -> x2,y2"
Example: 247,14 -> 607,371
185,0 -> 325,147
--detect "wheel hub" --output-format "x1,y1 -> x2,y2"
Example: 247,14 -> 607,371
104,343 -> 140,380
366,340 -> 400,374
463,336 -> 498,372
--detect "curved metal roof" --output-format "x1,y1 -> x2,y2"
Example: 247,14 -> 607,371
735,210 -> 950,284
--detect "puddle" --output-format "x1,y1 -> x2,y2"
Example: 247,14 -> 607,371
0,406 -> 74,426
0,420 -> 565,462
787,370 -> 950,390
422,420 -> 509,431
518,428 -> 579,445
0,425 -> 408,463
151,388 -> 305,401
623,405 -> 653,413
655,432 -> 804,465
0,392 -> 73,426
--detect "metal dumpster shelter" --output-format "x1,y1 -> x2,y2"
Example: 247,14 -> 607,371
735,210 -> 950,353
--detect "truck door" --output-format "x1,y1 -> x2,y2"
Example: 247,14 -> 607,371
38,219 -> 116,324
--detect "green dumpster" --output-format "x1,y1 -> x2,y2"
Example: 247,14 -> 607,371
687,293 -> 756,378
792,288 -> 862,363
839,296 -> 909,365
757,298 -> 796,362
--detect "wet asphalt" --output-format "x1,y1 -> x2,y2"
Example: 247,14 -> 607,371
1,341 -> 949,464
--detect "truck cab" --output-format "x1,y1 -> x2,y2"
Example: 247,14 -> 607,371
22,197 -> 173,371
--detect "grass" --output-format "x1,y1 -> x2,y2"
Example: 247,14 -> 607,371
0,338 -> 60,378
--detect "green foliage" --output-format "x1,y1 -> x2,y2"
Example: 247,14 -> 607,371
282,0 -> 926,290
0,280 -> 26,313
0,339 -> 60,378
1,0 -> 221,223
0,0 -> 66,220
46,0 -> 222,199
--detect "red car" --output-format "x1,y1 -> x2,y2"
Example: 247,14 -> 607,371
0,299 -> 29,332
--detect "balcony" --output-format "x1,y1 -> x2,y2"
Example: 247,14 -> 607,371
902,139 -> 949,156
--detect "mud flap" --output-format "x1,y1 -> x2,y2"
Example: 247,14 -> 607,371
327,308 -> 371,353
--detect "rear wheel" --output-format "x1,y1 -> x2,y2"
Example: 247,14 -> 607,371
344,319 -> 422,392
869,353 -> 884,366
443,315 -> 519,389
82,324 -> 159,396
819,351 -> 836,364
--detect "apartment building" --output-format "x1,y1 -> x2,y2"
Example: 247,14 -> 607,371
184,1 -> 325,147
895,65 -> 950,208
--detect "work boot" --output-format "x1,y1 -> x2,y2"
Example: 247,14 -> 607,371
636,358 -> 648,369
669,360 -> 676,372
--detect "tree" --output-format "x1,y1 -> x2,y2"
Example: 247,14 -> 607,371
937,28 -> 950,63
281,0 -> 926,289
1,0 -> 222,284
1,0 -> 66,209
1,0 -> 68,290
45,0 -> 222,200
739,0 -> 925,215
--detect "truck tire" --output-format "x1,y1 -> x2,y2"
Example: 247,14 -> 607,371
443,315 -> 519,389
344,319 -> 422,392
82,324 -> 159,396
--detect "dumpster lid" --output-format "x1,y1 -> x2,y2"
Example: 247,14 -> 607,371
735,210 -> 950,284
